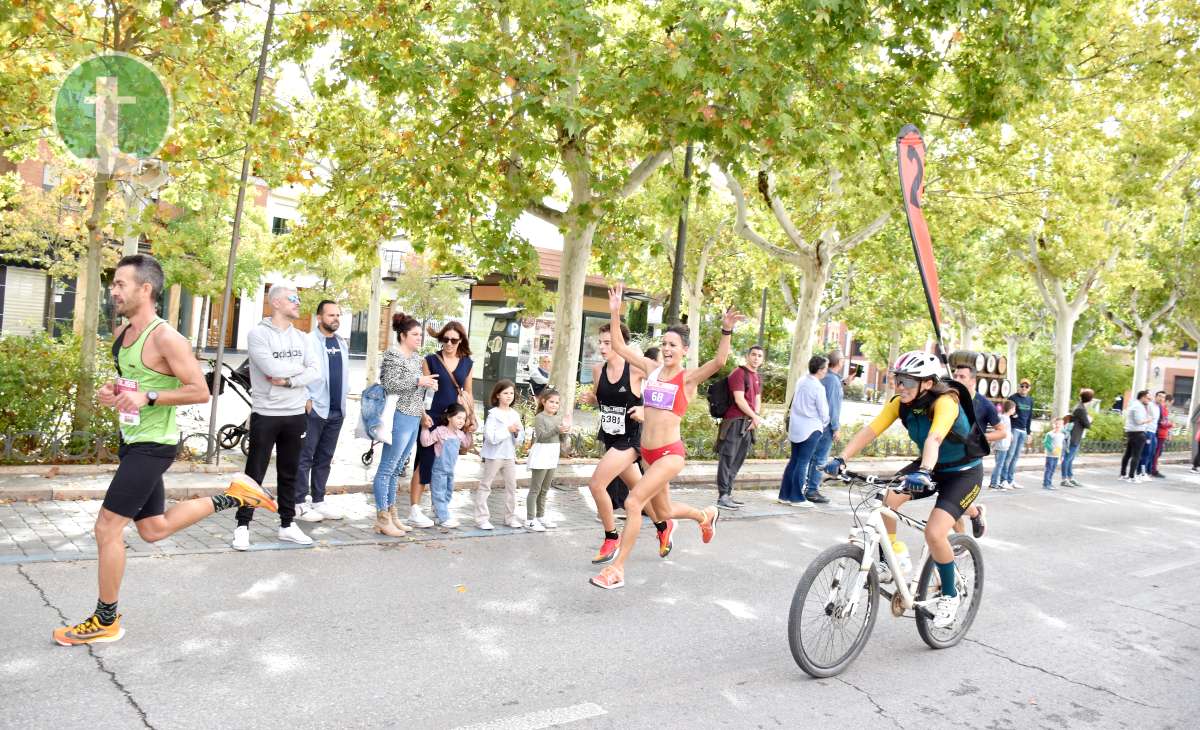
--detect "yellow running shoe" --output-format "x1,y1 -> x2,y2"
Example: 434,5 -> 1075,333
53,614 -> 124,646
224,473 -> 278,513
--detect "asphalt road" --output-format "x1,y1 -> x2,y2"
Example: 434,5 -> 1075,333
3,464 -> 1199,730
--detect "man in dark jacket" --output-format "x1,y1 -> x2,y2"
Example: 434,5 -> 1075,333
1062,388 -> 1093,487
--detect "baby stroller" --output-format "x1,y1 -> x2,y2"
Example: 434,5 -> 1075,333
206,359 -> 253,455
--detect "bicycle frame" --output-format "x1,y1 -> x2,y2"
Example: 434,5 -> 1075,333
831,490 -> 931,620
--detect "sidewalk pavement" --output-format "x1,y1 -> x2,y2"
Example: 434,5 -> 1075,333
0,454 -> 1191,566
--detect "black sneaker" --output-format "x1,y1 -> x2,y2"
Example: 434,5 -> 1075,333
805,491 -> 830,504
970,504 -> 987,539
729,496 -> 746,506
716,495 -> 741,510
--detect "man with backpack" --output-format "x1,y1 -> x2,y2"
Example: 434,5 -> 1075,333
712,345 -> 765,509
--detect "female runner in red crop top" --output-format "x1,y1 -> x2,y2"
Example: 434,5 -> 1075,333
591,283 -> 746,590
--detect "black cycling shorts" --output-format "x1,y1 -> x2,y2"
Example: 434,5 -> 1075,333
101,442 -> 178,521
599,429 -> 641,455
899,461 -> 983,521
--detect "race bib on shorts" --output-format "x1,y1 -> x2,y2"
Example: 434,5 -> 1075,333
643,380 -> 678,412
599,404 -> 626,435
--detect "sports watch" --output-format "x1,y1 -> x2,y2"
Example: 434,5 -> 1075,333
147,391 -> 159,407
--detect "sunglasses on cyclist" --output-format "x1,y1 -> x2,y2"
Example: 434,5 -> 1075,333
893,374 -> 921,390
441,336 -> 460,344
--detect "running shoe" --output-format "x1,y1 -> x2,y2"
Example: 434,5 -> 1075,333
969,504 -> 987,539
590,566 -> 624,590
53,614 -> 124,646
540,517 -> 557,529
231,525 -> 251,551
805,491 -> 830,504
225,474 -> 277,513
658,519 -> 675,558
700,506 -> 719,544
929,594 -> 961,629
591,537 -> 620,565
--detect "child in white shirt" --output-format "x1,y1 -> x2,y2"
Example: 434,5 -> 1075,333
476,380 -> 524,530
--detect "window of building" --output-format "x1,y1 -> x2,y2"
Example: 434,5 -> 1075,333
1172,375 -> 1193,412
271,217 -> 290,235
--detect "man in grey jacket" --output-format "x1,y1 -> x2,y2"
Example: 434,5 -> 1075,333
233,284 -> 320,550
295,300 -> 349,523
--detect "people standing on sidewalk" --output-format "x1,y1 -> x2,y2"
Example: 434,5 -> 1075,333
1137,392 -> 1162,478
372,312 -> 439,536
295,300 -> 349,524
808,350 -> 859,505
1150,392 -> 1174,478
1120,390 -> 1153,482
233,284 -> 320,551
589,283 -> 740,590
1062,388 -> 1093,487
54,255 -> 278,646
778,356 -> 830,506
1042,418 -> 1065,490
999,379 -> 1034,486
526,388 -> 571,531
419,403 -> 470,529
579,324 -> 670,565
989,401 -> 1015,489
410,322 -> 474,528
715,345 -> 765,510
530,355 -> 552,397
476,380 -> 524,530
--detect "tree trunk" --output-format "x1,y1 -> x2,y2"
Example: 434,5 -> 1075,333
784,256 -> 828,400
365,247 -> 383,385
1005,335 -> 1020,392
549,218 -> 598,414
72,173 -> 112,434
885,331 -> 902,400
1050,314 -> 1078,418
1131,331 -> 1152,395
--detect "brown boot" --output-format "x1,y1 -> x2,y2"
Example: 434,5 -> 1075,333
374,510 -> 406,537
388,505 -> 412,533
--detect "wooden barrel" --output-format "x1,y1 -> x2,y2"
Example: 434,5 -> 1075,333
985,354 -> 997,374
974,352 -> 987,372
996,355 -> 1008,375
1000,379 -> 1012,397
989,378 -> 1000,397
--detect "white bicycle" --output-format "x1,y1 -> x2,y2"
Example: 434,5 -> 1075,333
787,469 -> 984,678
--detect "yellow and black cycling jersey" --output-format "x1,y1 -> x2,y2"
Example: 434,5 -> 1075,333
869,393 -> 982,473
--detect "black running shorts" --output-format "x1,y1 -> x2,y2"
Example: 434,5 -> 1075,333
598,429 -> 640,455
899,461 -> 983,521
101,442 -> 178,521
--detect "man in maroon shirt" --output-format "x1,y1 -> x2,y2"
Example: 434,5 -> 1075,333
716,346 -> 765,509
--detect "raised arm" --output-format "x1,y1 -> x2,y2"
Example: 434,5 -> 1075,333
688,307 -> 747,386
607,283 -> 657,375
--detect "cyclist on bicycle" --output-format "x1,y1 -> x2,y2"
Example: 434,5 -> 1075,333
825,351 -> 984,629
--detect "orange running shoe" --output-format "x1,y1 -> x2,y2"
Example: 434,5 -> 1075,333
590,565 -> 624,590
225,473 -> 278,513
53,614 -> 124,646
591,537 -> 620,565
700,506 -> 719,544
658,519 -> 675,558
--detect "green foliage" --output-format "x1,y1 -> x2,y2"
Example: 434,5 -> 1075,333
389,254 -> 467,326
1020,342 -> 1133,413
1082,412 -> 1125,442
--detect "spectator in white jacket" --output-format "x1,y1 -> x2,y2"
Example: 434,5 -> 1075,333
475,379 -> 525,530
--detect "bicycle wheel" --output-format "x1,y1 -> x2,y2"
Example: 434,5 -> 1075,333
217,424 -> 243,450
915,533 -> 984,649
788,543 -> 880,678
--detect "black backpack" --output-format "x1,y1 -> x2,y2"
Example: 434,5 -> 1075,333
706,367 -> 747,419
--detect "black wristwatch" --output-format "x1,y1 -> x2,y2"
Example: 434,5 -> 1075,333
721,328 -> 734,336
147,391 -> 159,407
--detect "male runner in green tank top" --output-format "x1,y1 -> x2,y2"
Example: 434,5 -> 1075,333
54,254 -> 278,646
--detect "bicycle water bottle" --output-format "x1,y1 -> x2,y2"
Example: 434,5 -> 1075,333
893,541 -> 913,580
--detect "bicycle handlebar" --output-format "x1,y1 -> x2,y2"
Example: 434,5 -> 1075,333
831,468 -> 923,494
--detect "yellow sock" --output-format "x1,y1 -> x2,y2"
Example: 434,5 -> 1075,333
889,533 -> 906,553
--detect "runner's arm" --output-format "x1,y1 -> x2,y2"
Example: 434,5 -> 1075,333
606,285 -> 657,375
154,328 -> 210,406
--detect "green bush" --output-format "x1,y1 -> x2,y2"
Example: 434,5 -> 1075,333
1083,411 -> 1125,442
0,332 -> 116,462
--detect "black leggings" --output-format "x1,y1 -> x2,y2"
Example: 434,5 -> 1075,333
1121,431 -> 1147,477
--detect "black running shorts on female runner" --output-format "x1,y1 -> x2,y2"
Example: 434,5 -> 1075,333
599,429 -> 641,455
898,461 -> 983,521
101,442 -> 178,521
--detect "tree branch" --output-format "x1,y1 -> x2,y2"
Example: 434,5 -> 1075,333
720,162 -> 803,265
616,150 -> 671,200
778,273 -> 797,312
526,200 -> 565,227
819,264 -> 853,323
834,211 -> 891,254
756,170 -> 809,250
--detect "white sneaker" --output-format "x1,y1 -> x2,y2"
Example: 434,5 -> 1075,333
231,526 -> 250,551
875,561 -> 894,585
296,502 -> 325,523
314,501 -> 344,520
1010,481 -> 1024,490
409,504 -> 435,528
930,594 -> 961,629
540,517 -> 557,529
440,517 -> 461,529
477,520 -> 494,530
525,518 -> 546,532
506,516 -> 524,529
278,523 -> 314,545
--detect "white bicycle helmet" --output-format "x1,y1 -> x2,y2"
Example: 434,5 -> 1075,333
891,350 -> 944,380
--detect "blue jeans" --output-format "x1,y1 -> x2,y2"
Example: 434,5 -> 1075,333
807,426 -> 834,495
1000,430 -> 1027,483
1061,442 -> 1080,480
371,413 -> 421,511
1043,456 -> 1059,487
780,430 -> 823,503
296,409 -> 344,505
1138,433 -> 1157,474
989,449 -> 1008,486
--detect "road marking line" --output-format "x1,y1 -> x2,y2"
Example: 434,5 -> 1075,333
1132,558 -> 1200,578
452,702 -> 607,730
